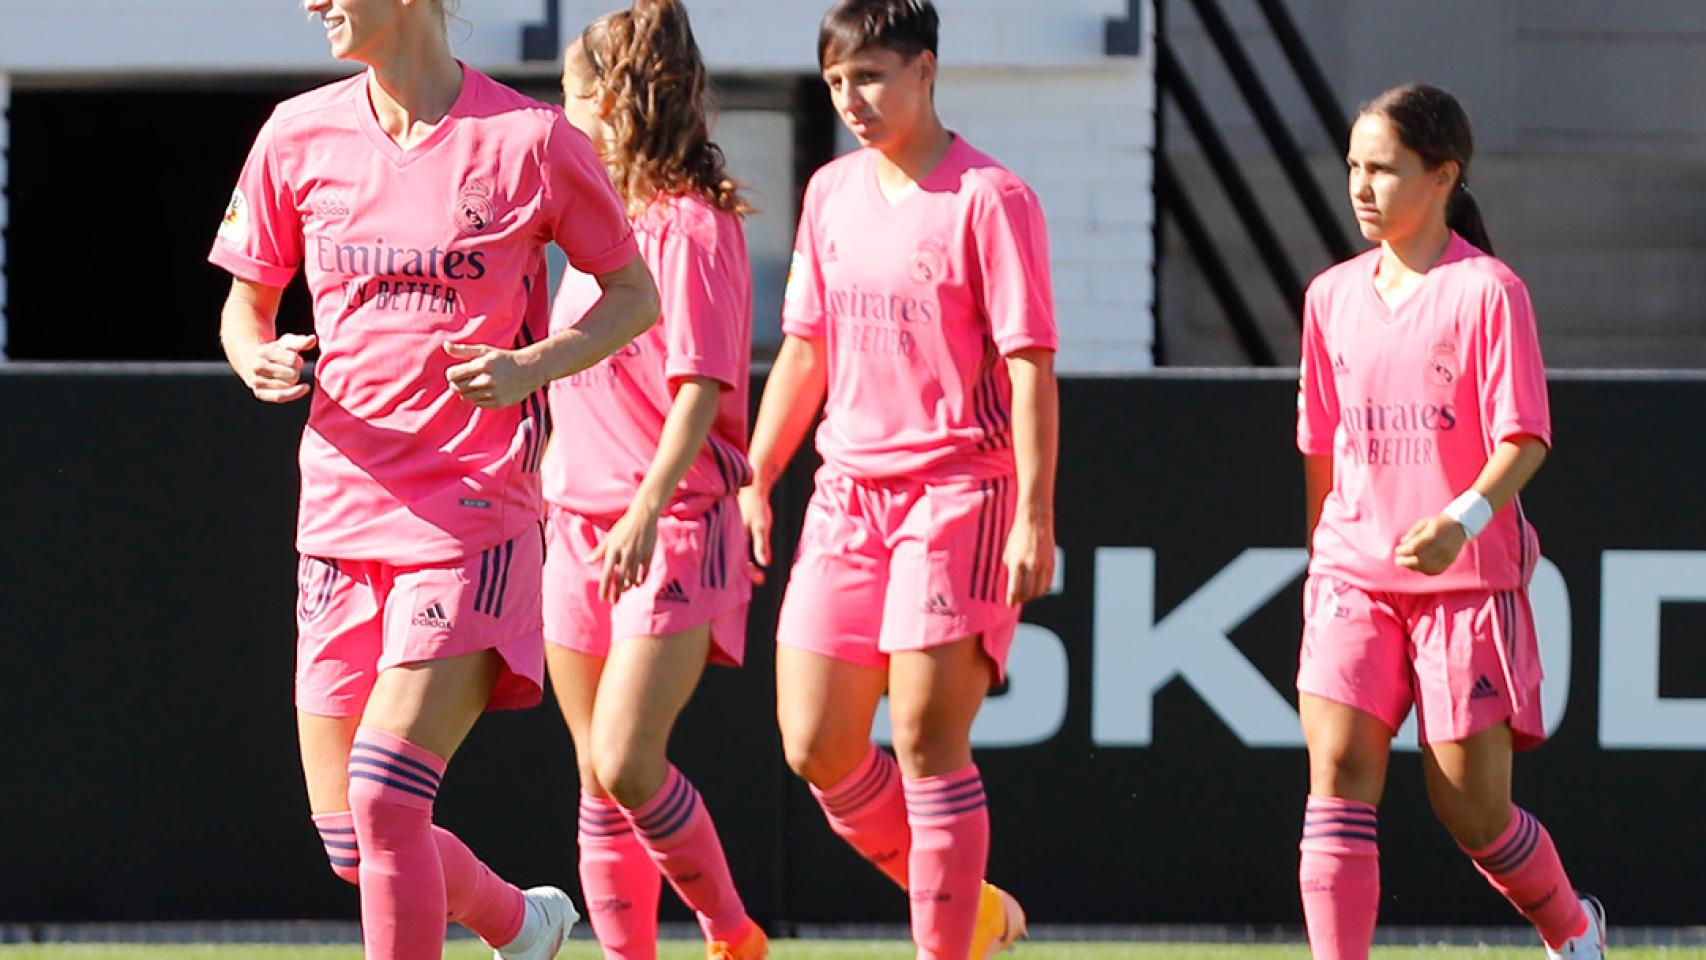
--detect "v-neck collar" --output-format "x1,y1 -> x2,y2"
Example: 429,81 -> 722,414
354,62 -> 475,168
863,133 -> 964,212
1362,231 -> 1468,321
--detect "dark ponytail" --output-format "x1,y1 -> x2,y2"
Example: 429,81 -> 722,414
1362,83 -> 1493,255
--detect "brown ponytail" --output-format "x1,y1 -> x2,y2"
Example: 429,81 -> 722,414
580,0 -> 750,217
1361,83 -> 1492,255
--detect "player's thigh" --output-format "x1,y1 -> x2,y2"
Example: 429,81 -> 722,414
776,643 -> 888,786
1299,693 -> 1394,806
546,643 -> 606,791
298,711 -> 361,815
588,624 -> 713,801
361,648 -> 503,761
886,635 -> 993,778
1421,721 -> 1514,847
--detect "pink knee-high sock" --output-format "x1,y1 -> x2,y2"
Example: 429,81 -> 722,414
903,766 -> 988,960
1461,806 -> 1589,948
810,744 -> 910,889
310,809 -> 526,948
580,793 -> 663,960
1299,796 -> 1381,960
434,825 -> 527,948
621,766 -> 751,943
347,727 -> 448,960
313,811 -> 362,885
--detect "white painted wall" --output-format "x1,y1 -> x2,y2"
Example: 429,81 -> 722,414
1,0 -> 1157,371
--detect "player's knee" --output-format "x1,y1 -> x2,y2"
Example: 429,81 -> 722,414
887,715 -> 959,777
780,729 -> 859,788
594,750 -> 666,809
1429,788 -> 1510,849
1307,750 -> 1383,800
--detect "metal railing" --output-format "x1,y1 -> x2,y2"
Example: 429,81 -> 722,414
1154,0 -> 1354,363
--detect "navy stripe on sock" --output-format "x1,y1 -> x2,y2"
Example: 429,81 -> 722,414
909,795 -> 988,821
349,741 -> 443,786
827,753 -> 893,814
1303,827 -> 1379,843
1305,813 -> 1379,829
328,855 -> 360,867
640,782 -> 700,842
906,781 -> 987,812
348,758 -> 441,795
1480,811 -> 1540,873
633,774 -> 693,833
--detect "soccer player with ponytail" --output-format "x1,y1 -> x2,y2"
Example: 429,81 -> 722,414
542,3 -> 764,959
1295,83 -> 1604,960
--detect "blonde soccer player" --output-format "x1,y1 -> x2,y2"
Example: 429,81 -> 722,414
211,1 -> 658,955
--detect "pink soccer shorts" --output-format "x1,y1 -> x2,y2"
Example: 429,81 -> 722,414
775,466 -> 1021,680
293,531 -> 546,717
541,498 -> 749,666
1297,574 -> 1546,749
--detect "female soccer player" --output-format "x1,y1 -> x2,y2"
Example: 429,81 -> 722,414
738,2 -> 1056,958
1295,83 -> 1603,960
539,3 -> 763,959
210,1 -> 659,957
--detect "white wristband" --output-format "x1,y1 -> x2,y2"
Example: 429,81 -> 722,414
1443,490 -> 1495,540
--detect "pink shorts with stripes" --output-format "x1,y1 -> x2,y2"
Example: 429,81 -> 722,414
542,499 -> 749,665
776,466 -> 1020,680
1297,574 -> 1546,749
293,532 -> 545,717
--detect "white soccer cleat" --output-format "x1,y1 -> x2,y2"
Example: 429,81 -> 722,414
1545,894 -> 1606,960
494,886 -> 580,960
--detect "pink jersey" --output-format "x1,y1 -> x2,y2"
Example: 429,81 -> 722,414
1297,232 -> 1551,593
209,67 -> 638,563
782,135 -> 1057,480
543,193 -> 752,518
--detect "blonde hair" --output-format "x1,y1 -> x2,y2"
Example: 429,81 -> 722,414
579,0 -> 749,216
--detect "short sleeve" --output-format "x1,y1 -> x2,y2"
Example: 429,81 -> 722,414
659,223 -> 746,390
207,114 -> 302,288
971,182 -> 1058,355
1478,278 -> 1552,448
543,116 -> 639,276
779,180 -> 826,340
1296,290 -> 1340,456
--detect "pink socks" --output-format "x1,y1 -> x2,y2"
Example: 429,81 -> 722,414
342,727 -> 526,955
1462,806 -> 1589,948
902,765 -> 988,960
579,794 -> 663,960
313,812 -> 362,885
810,743 -> 911,889
1299,795 -> 1381,960
620,765 -> 751,943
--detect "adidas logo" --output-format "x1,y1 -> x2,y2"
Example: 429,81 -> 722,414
1332,353 -> 1349,375
659,579 -> 690,604
1471,674 -> 1500,700
922,593 -> 956,617
823,238 -> 839,263
412,601 -> 453,630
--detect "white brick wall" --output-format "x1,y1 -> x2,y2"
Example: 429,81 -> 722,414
0,0 -> 1156,371
943,62 -> 1156,373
